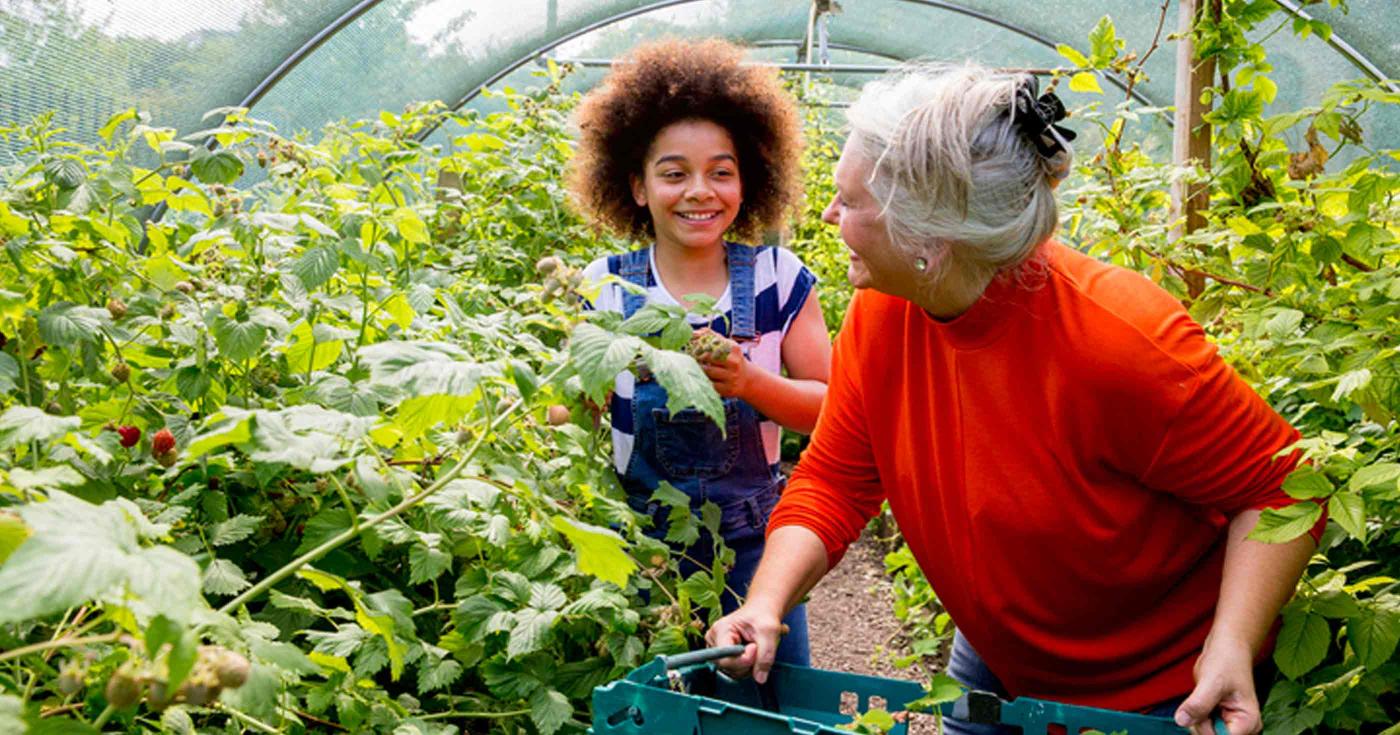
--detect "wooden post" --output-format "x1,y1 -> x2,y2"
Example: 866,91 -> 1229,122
1171,0 -> 1216,297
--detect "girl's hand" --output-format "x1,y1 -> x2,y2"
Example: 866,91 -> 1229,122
1176,636 -> 1260,735
697,331 -> 749,399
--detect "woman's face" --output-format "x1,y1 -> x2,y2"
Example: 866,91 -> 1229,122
631,119 -> 742,253
822,139 -> 913,295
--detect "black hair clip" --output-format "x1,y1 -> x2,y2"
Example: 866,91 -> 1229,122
1010,77 -> 1077,157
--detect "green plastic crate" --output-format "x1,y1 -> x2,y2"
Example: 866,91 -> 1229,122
591,646 -> 1228,734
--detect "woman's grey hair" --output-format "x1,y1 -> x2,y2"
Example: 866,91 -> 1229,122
846,61 -> 1071,286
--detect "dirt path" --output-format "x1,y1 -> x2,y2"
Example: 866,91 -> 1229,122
806,531 -> 941,735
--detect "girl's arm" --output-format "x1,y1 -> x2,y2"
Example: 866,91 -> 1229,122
701,294 -> 831,433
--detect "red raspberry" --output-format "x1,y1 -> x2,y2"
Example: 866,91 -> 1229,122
116,425 -> 141,448
151,428 -> 176,456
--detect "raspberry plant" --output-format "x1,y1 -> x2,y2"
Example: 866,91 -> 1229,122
0,71 -> 741,734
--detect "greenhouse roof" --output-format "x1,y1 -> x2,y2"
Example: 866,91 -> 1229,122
1,0 -> 1396,163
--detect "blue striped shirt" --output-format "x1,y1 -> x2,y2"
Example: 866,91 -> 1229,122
581,245 -> 818,472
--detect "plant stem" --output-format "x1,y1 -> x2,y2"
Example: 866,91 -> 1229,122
218,362 -> 568,614
420,707 -> 532,721
0,632 -> 122,664
214,702 -> 282,733
91,703 -> 116,729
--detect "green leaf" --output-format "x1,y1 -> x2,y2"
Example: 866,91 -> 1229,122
7,465 -> 83,491
160,707 -> 195,735
0,493 -> 138,623
43,158 -> 85,189
570,323 -> 644,404
552,517 -> 636,589
165,628 -> 199,690
1349,462 -> 1400,494
508,608 -> 558,659
1248,502 -> 1322,543
0,515 -> 28,566
1341,222 -> 1392,262
189,149 -> 243,185
619,303 -> 684,337
417,653 -> 463,695
906,673 -> 964,712
98,108 -> 139,143
1327,491 -> 1366,542
1261,680 -> 1323,735
126,546 -> 203,623
0,352 -> 17,394
528,687 -> 572,735
293,245 -> 341,289
203,558 -> 250,596
185,413 -> 253,459
1280,467 -> 1333,499
36,302 -> 108,347
0,694 -> 24,735
211,314 -> 267,362
0,408 -> 80,450
651,481 -> 700,547
210,514 -> 262,546
1274,609 -> 1330,679
249,406 -> 374,473
1087,16 -> 1121,66
1332,368 -> 1372,402
644,348 -> 724,429
174,366 -> 212,402
1056,43 -> 1090,68
1068,72 -> 1103,94
1264,309 -> 1304,339
528,583 -> 567,611
409,538 -> 452,584
284,321 -> 344,375
1347,606 -> 1400,670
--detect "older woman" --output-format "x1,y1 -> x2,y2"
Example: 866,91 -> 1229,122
706,64 -> 1320,735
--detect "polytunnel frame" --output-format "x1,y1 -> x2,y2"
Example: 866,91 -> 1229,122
204,0 -> 1394,147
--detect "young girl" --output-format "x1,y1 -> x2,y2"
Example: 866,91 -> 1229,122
567,38 -> 831,665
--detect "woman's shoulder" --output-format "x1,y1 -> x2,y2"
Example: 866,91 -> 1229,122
1044,244 -> 1214,374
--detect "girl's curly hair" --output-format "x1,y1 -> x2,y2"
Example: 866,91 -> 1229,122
567,38 -> 804,243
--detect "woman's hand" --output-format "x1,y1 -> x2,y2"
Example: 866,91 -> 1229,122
1176,635 -> 1260,735
705,604 -> 787,684
696,330 -> 750,399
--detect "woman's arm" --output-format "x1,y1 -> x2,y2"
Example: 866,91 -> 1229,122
705,525 -> 829,684
701,294 -> 831,433
1175,509 -> 1315,735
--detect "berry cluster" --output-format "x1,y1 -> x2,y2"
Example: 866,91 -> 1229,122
103,645 -> 251,710
685,330 -> 735,364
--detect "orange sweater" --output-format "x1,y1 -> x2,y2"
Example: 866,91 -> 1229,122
770,243 -> 1316,711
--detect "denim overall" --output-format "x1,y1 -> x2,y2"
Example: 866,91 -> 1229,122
617,243 -> 810,665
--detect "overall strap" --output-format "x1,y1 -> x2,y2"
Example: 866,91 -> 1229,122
725,242 -> 758,341
618,247 -> 651,319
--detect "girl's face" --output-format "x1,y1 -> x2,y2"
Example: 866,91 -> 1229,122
822,139 -> 909,295
631,119 -> 742,253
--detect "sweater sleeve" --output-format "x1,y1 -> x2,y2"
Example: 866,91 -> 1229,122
1114,306 -> 1321,541
767,291 -> 887,569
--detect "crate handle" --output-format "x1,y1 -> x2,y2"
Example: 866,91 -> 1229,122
662,645 -> 747,669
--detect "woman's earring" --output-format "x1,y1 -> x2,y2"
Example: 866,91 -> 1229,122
914,257 -> 929,272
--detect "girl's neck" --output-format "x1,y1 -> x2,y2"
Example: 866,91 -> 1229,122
653,238 -> 729,305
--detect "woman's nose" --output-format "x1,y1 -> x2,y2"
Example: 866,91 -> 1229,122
821,196 -> 839,224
